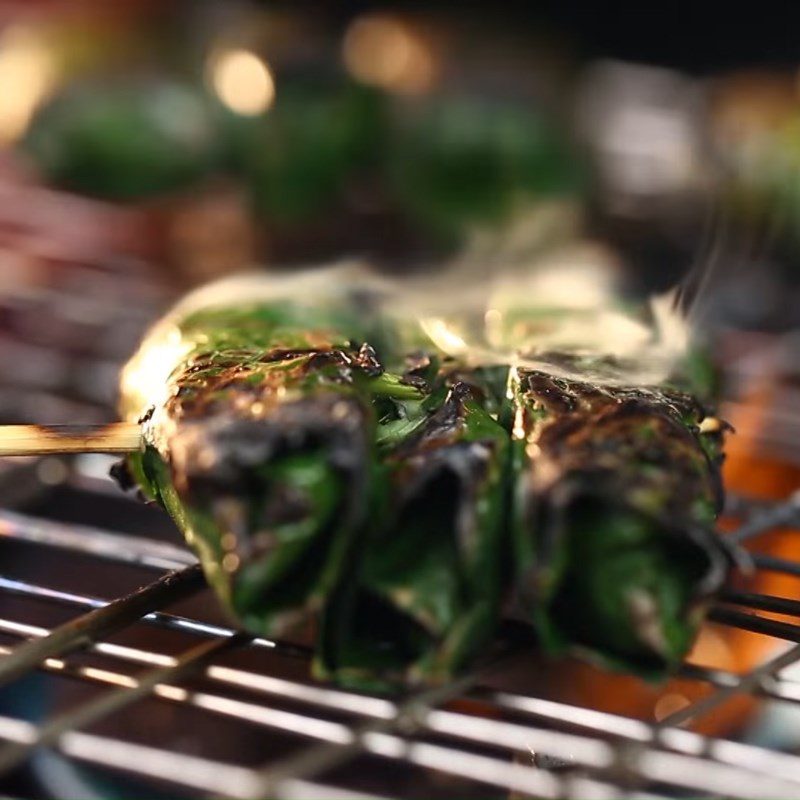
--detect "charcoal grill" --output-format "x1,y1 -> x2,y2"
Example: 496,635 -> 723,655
0,453 -> 799,800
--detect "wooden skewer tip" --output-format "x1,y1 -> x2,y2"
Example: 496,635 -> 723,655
0,422 -> 143,457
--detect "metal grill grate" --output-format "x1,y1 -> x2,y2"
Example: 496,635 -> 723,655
1,462 -> 800,799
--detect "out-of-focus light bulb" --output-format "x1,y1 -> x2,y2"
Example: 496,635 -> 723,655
343,14 -> 435,94
209,49 -> 275,116
0,25 -> 57,143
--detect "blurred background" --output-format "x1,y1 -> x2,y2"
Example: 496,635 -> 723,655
1,1 -> 800,420
1,2 -> 800,797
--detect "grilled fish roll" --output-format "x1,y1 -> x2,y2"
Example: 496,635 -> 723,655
509,368 -> 730,676
118,269 -> 421,637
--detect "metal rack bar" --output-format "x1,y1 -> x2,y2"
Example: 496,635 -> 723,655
486,689 -> 800,783
750,552 -> 800,576
0,713 -> 264,800
0,660 -> 639,800
708,608 -> 800,643
0,619 -> 392,726
4,605 -> 800,794
0,509 -> 195,570
0,634 -> 244,775
0,574 -> 305,655
657,643 -> 800,728
0,565 -> 204,686
0,617 -> 385,717
0,711 -> 396,800
0,483 -> 798,798
720,590 -> 800,617
729,491 -> 800,544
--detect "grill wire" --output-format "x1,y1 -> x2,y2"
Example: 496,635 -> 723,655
0,460 -> 799,799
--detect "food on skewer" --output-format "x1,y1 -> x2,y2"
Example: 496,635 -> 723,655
117,269 -> 422,636
0,264 -> 729,689
120,269 -> 731,685
317,370 -> 510,690
24,79 -> 222,201
508,367 -> 730,675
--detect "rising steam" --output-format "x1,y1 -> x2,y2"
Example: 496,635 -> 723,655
124,200 -> 700,402
391,203 -> 694,386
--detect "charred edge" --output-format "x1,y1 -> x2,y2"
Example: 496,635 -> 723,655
354,343 -> 384,376
520,369 -> 710,423
390,381 -> 474,459
401,351 -> 433,391
536,415 -> 723,520
172,394 -> 370,488
522,373 -> 579,414
109,459 -> 136,491
34,423 -> 129,439
168,345 -> 382,420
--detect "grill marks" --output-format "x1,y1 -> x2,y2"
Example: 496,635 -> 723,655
166,342 -> 386,421
519,370 -> 726,518
510,368 -> 731,674
315,372 -> 511,687
116,280 -> 732,688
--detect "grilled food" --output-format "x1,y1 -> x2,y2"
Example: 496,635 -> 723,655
118,269 -> 731,688
508,368 -> 730,675
119,269 -> 421,636
317,371 -> 510,690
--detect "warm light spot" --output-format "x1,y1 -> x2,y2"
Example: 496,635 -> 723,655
209,49 -> 275,116
686,625 -> 734,669
512,406 -> 527,441
343,14 -> 435,94
525,442 -> 542,459
654,692 -> 690,722
222,553 -> 240,572
83,667 -> 137,689
119,325 -> 194,422
698,416 -> 722,434
155,684 -> 189,702
0,25 -> 58,143
420,318 -> 468,356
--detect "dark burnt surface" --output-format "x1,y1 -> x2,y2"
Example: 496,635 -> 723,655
386,380 -> 506,566
390,381 -> 474,460
165,344 -> 382,422
518,369 -> 726,520
171,394 -> 370,490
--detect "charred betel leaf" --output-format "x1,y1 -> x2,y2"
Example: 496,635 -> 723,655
119,276 -> 423,639
316,376 -> 510,690
508,369 -> 730,676
117,270 -> 732,689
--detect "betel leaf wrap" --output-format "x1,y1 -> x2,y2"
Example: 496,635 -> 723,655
118,269 -> 732,687
120,279 -> 422,637
316,371 -> 510,690
509,368 -> 730,675
24,80 -> 222,201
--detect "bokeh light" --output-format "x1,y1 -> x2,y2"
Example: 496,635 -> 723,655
208,48 -> 275,116
343,14 -> 435,94
0,25 -> 58,143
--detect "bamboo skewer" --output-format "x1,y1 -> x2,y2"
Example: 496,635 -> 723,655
0,423 -> 142,457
